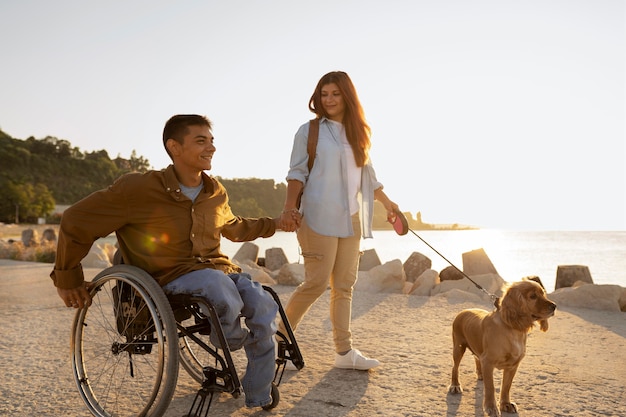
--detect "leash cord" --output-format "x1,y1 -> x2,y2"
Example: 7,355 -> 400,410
407,227 -> 499,305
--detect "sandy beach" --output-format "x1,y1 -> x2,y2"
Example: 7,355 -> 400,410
1,258 -> 625,417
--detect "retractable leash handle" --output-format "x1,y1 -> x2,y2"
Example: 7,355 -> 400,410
387,208 -> 409,235
387,209 -> 499,307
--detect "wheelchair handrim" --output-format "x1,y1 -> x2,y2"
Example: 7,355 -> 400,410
71,273 -> 169,417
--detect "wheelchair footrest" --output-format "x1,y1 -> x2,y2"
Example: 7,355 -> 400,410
201,366 -> 241,396
276,339 -> 304,371
186,366 -> 241,417
274,338 -> 305,385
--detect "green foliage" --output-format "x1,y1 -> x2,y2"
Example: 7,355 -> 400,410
0,180 -> 55,223
0,130 -> 290,222
219,178 -> 287,218
0,130 -> 151,222
0,130 -> 445,228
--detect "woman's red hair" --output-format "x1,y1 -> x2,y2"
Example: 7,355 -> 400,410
309,71 -> 371,167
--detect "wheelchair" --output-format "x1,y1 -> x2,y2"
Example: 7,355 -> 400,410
70,263 -> 304,417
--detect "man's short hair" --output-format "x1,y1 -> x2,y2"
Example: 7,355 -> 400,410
163,114 -> 212,158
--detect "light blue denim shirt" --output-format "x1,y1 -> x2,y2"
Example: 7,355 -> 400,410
286,117 -> 383,238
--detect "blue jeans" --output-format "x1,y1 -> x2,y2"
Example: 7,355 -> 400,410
163,269 -> 278,408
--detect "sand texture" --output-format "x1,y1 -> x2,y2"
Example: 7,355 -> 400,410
1,259 -> 625,417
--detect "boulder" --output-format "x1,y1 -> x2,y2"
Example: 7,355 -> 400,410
555,265 -> 593,290
235,259 -> 276,285
359,248 -> 381,271
462,248 -> 498,276
406,269 -> 440,296
430,273 -> 506,299
276,263 -> 305,286
82,243 -> 113,268
264,247 -> 289,271
432,288 -> 484,304
550,283 -> 624,312
439,265 -> 465,281
21,229 -> 39,247
41,228 -> 57,244
355,259 -> 405,293
233,242 -> 259,264
403,252 -> 432,282
620,288 -> 626,312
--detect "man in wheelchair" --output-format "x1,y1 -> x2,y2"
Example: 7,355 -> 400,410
50,114 -> 294,410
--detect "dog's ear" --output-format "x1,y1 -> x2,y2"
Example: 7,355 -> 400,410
539,318 -> 549,332
523,275 -> 546,291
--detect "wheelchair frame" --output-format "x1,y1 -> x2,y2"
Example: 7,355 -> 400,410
71,264 -> 303,417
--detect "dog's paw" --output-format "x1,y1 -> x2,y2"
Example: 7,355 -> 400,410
447,384 -> 463,394
500,401 -> 518,413
483,405 -> 501,417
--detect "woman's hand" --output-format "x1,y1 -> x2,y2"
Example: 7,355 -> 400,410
279,208 -> 302,232
374,188 -> 400,220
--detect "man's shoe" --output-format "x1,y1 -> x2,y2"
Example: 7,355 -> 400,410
334,349 -> 380,370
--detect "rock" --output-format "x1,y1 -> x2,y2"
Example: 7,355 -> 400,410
432,288 -> 484,304
355,259 -> 405,293
235,259 -> 276,284
82,243 -> 112,268
41,228 -> 57,244
233,242 -> 259,264
555,265 -> 593,290
439,266 -> 464,281
359,248 -> 381,271
21,229 -> 38,247
462,248 -> 498,276
101,242 -> 116,264
430,273 -> 506,299
407,269 -> 440,296
264,247 -> 289,271
550,284 -> 624,312
619,288 -> 626,312
276,263 -> 305,286
403,252 -> 432,283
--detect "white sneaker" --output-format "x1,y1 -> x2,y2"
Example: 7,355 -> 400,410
334,349 -> 380,370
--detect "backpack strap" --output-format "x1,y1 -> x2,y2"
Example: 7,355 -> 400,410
307,118 -> 319,172
296,118 -> 320,209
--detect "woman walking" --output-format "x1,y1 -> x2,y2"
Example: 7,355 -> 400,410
279,71 -> 399,370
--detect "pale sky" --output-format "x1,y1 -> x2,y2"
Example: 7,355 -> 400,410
1,0 -> 624,230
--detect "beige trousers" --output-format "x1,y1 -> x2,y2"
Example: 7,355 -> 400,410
280,213 -> 361,353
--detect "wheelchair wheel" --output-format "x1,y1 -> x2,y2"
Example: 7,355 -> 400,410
177,305 -> 245,385
262,383 -> 280,410
71,265 -> 179,417
178,315 -> 213,383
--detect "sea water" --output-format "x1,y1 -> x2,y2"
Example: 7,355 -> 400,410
220,230 -> 626,292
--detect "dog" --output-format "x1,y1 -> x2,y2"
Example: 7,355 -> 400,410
447,278 -> 557,417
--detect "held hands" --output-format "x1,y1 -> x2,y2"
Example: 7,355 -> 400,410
279,208 -> 302,232
58,281 -> 93,309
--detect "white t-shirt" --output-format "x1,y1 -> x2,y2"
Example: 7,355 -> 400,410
333,121 -> 362,215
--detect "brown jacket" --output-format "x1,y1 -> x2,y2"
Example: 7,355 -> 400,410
51,165 -> 276,289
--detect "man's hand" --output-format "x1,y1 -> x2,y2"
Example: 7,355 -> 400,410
278,209 -> 301,232
57,282 -> 92,308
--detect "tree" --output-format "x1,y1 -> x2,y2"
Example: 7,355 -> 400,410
129,150 -> 151,172
0,181 -> 55,223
